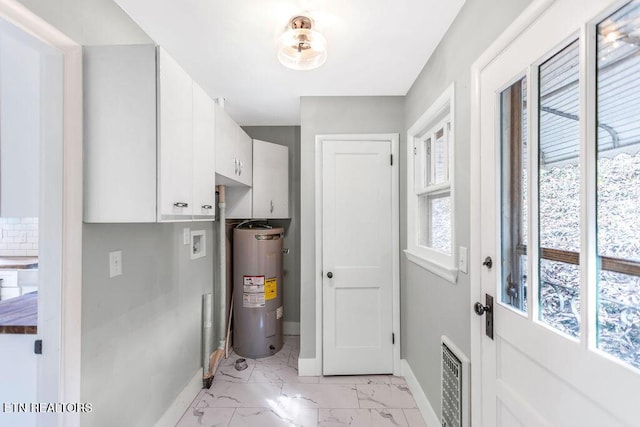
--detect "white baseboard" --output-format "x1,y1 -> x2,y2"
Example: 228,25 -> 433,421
283,321 -> 300,335
401,359 -> 439,427
298,357 -> 320,376
154,368 -> 203,427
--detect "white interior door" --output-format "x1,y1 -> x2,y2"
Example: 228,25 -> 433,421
322,137 -> 394,375
477,0 -> 640,425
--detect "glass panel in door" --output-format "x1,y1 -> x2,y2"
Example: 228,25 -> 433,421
500,76 -> 528,312
538,40 -> 581,337
596,0 -> 640,370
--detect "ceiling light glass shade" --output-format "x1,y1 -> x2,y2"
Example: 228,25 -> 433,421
277,17 -> 327,70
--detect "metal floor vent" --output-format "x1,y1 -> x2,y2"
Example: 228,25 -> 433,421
441,336 -> 470,427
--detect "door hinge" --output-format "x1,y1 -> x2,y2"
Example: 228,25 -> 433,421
392,333 -> 395,344
34,339 -> 42,355
390,154 -> 393,166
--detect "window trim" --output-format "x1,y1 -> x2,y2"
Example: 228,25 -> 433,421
405,83 -> 457,283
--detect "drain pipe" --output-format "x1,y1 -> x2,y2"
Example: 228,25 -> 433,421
217,185 -> 227,350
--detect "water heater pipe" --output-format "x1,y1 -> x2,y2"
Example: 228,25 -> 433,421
202,293 -> 214,372
217,185 -> 226,350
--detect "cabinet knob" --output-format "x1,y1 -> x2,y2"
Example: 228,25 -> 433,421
202,205 -> 212,210
174,202 -> 188,208
234,158 -> 239,175
238,161 -> 243,176
269,200 -> 274,213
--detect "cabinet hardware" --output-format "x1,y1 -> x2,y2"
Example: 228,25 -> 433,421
202,205 -> 212,209
270,200 -> 274,213
174,202 -> 189,208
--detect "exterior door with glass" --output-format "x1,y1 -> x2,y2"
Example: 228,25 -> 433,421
477,0 -> 640,425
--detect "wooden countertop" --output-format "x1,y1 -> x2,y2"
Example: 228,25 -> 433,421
0,291 -> 37,334
0,257 -> 38,270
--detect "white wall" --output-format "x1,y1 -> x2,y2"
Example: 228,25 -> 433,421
401,0 -> 532,415
0,218 -> 39,257
299,96 -> 404,359
0,28 -> 40,218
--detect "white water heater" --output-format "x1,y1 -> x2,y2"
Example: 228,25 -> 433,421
233,224 -> 284,358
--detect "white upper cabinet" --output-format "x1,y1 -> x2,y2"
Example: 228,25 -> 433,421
192,82 -> 216,220
214,105 -> 252,187
214,104 -> 237,182
236,127 -> 253,186
252,140 -> 289,219
157,48 -> 194,221
83,45 -> 216,223
84,44 -> 157,222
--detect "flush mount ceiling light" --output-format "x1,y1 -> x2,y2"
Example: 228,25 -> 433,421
278,15 -> 327,71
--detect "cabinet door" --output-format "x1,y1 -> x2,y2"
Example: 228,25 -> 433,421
192,82 -> 216,220
214,104 -> 237,182
252,139 -> 288,218
83,45 -> 157,222
158,48 -> 193,221
236,127 -> 253,186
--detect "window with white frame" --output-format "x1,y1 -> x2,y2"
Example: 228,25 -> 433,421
406,84 -> 456,282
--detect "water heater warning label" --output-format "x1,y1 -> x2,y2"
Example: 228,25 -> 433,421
243,276 -> 265,308
265,278 -> 277,300
243,292 -> 265,308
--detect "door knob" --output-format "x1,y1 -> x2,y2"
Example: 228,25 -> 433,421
482,256 -> 493,269
474,294 -> 494,339
326,272 -> 333,278
474,302 -> 491,315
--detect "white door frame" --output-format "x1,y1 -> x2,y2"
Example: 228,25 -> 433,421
314,133 -> 400,376
469,0 -> 555,425
0,1 -> 82,426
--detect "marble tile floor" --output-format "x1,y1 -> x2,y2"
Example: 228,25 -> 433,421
177,335 -> 428,427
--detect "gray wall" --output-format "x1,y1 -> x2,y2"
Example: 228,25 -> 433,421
81,223 -> 214,426
299,96 -> 405,358
14,1 -> 212,426
401,0 -> 532,415
242,126 -> 301,326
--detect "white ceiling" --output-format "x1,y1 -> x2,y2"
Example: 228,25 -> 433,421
114,0 -> 466,125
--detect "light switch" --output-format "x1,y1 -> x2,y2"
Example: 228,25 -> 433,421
109,250 -> 122,278
459,246 -> 468,274
183,228 -> 191,245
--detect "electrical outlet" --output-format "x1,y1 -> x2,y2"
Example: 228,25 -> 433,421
17,232 -> 27,243
459,246 -> 468,274
109,250 -> 122,278
183,228 -> 190,245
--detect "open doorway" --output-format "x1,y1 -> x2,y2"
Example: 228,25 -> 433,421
0,14 -> 62,427
0,0 -> 82,425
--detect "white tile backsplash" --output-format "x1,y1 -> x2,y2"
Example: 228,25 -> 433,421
0,218 -> 38,256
